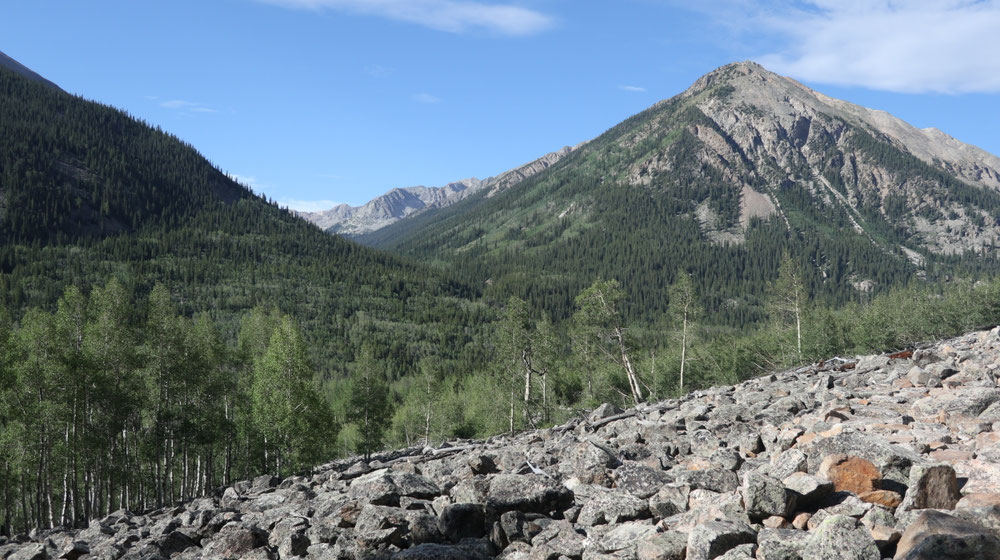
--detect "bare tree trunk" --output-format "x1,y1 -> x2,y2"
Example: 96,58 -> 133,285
508,375 -> 515,434
521,350 -> 532,422
795,303 -> 802,360
680,313 -> 688,394
615,327 -> 643,405
541,371 -> 548,424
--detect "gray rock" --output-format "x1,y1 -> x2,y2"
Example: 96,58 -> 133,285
593,521 -> 658,554
438,503 -> 486,543
486,474 -> 574,515
673,468 -> 740,493
716,543 -> 757,559
636,530 -> 687,560
895,510 -> 1000,560
782,472 -> 834,506
686,520 -> 756,560
802,515 -> 880,560
898,463 -> 961,511
591,402 -> 624,421
613,463 -> 672,499
577,488 -> 650,526
742,472 -> 796,520
649,483 -> 691,517
757,528 -> 809,560
394,542 -> 494,559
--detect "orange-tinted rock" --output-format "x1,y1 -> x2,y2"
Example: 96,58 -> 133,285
792,512 -> 811,530
818,454 -> 882,495
859,490 -> 902,508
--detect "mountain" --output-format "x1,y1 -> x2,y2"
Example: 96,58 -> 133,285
0,63 -> 486,378
297,145 -> 578,235
0,50 -> 61,90
7,325 -> 1000,558
363,62 -> 1000,325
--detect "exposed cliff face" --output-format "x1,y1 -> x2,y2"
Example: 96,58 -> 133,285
9,327 -> 1000,559
297,145 -> 579,236
635,61 -> 1000,254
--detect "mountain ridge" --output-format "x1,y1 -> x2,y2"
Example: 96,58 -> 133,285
357,61 -> 1000,324
0,49 -> 61,91
296,145 -> 580,235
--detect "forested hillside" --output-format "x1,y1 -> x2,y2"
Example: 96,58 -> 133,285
0,65 -> 489,380
363,62 -> 1000,328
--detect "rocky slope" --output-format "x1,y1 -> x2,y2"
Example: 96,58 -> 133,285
8,328 -> 1000,559
296,146 -> 578,236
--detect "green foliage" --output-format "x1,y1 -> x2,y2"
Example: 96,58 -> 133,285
252,317 -> 336,474
0,283 -> 339,534
348,344 -> 392,460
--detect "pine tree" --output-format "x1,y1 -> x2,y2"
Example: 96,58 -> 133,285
348,344 -> 391,461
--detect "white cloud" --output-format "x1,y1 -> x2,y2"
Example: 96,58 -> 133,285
280,199 -> 344,212
413,92 -> 442,103
706,0 -> 1000,94
230,174 -> 264,193
159,99 -> 218,114
255,0 -> 553,35
618,85 -> 646,92
365,64 -> 394,77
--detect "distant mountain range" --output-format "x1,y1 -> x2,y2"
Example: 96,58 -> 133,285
295,145 -> 579,235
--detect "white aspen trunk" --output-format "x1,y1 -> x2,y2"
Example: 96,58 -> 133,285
616,327 -> 642,405
522,350 -> 532,422
795,303 -> 802,359
541,371 -> 548,424
508,376 -> 515,434
60,423 -> 70,526
680,312 -> 688,394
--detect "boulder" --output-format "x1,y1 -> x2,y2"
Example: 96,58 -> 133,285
894,510 -> 1000,560
898,464 -> 960,511
756,528 -> 810,560
685,520 -> 756,560
741,472 -> 796,520
437,503 -> 486,543
818,454 -> 882,495
802,515 -> 880,560
782,472 -> 834,506
636,531 -> 687,560
648,483 -> 690,517
613,463 -> 672,499
486,474 -> 574,515
577,488 -> 650,526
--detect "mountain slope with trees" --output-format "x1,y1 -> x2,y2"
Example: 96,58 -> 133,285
363,62 -> 1000,327
0,63 -> 488,381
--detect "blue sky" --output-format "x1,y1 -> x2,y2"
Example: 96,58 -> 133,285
4,1 -> 1000,210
